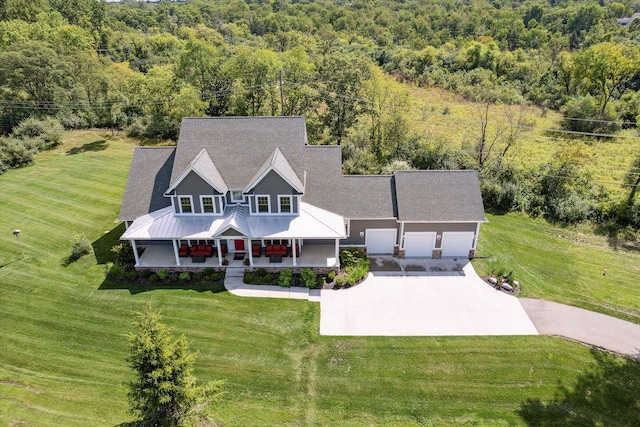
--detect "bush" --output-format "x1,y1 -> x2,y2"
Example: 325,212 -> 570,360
148,274 -> 159,283
179,272 -> 191,281
141,269 -> 153,278
327,270 -> 336,281
125,270 -> 139,281
108,262 -> 126,280
263,273 -> 274,284
300,268 -> 317,288
12,116 -> 64,150
71,233 -> 92,259
561,95 -> 620,135
157,269 -> 169,280
111,243 -> 135,271
335,277 -> 345,287
340,248 -> 369,285
278,269 -> 293,287
0,137 -> 37,173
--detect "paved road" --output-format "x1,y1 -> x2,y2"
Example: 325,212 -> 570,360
520,298 -> 640,360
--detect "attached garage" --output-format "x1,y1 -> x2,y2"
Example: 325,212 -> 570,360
441,232 -> 475,257
403,232 -> 436,257
365,229 -> 397,254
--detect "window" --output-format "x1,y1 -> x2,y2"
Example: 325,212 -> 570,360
201,196 -> 214,213
231,190 -> 243,203
257,195 -> 270,213
279,195 -> 292,213
179,196 -> 192,213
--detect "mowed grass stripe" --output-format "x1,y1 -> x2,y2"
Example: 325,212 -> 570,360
2,131 -> 640,425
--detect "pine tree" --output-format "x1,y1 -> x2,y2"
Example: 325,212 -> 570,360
127,302 -> 223,426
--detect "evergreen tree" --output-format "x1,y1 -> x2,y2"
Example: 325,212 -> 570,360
127,303 -> 223,427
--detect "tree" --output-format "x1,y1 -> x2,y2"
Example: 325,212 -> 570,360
573,42 -> 639,118
127,303 -> 223,426
317,51 -> 371,144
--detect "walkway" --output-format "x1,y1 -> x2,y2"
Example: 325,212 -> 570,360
520,298 -> 640,361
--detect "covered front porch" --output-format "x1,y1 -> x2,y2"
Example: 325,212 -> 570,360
133,238 -> 340,269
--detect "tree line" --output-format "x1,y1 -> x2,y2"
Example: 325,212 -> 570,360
2,0 -> 640,233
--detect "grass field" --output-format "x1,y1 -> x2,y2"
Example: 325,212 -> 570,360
409,86 -> 640,198
1,131 -> 639,425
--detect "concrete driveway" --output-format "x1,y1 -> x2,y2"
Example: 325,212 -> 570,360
320,260 -> 538,336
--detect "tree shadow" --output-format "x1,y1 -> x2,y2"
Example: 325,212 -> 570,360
517,348 -> 640,425
593,221 -> 640,253
92,223 -> 125,265
98,278 -> 227,295
66,140 -> 108,155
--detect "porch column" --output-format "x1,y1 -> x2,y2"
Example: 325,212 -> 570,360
247,238 -> 253,266
334,238 -> 340,267
292,238 -> 297,266
130,239 -> 140,266
216,239 -> 222,266
172,239 -> 181,266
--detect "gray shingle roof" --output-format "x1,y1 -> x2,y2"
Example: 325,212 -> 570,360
172,117 -> 307,189
119,147 -> 175,221
244,147 -> 304,193
393,170 -> 486,222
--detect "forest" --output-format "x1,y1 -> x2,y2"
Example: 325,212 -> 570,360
2,0 -> 640,235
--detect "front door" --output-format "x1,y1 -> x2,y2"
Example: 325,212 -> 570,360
234,239 -> 245,252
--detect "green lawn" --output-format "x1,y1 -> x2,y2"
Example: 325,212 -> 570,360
1,131 -> 639,425
472,213 -> 640,324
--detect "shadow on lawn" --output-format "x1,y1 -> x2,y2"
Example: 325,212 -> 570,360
92,223 -> 125,264
517,348 -> 640,425
98,279 -> 227,295
66,140 -> 108,155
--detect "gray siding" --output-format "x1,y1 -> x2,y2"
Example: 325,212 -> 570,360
251,170 -> 300,214
402,222 -> 478,249
343,219 -> 399,245
221,229 -> 243,237
174,171 -> 221,214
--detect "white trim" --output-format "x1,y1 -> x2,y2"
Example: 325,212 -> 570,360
278,194 -> 293,213
216,195 -> 225,212
178,195 -> 194,214
172,239 -> 181,266
200,195 -> 216,214
131,239 -> 140,266
255,194 -> 271,214
230,190 -> 244,203
473,223 -> 480,250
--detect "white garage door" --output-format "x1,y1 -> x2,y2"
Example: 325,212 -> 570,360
442,232 -> 475,257
404,232 -> 436,257
366,229 -> 397,254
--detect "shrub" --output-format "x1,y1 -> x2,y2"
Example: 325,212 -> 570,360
71,233 -> 92,259
300,268 -> 317,288
157,269 -> 169,280
0,137 -> 37,172
125,270 -> 138,281
148,274 -> 159,283
340,248 -> 369,285
111,243 -> 135,271
12,116 -> 64,150
335,277 -> 345,287
263,273 -> 274,284
255,268 -> 268,277
108,262 -> 125,280
210,273 -> 221,282
339,247 -> 367,268
278,269 -> 293,287
345,264 -> 369,285
244,272 -> 256,284
179,272 -> 191,281
203,267 -> 215,277
140,269 -> 153,278
327,270 -> 336,281
561,95 -> 620,134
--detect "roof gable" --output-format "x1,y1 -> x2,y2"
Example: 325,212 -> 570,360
166,148 -> 227,194
244,147 -> 304,193
393,170 -> 487,222
172,117 -> 307,189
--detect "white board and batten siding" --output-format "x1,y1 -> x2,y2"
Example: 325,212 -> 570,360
441,232 -> 475,257
403,232 -> 437,257
365,228 -> 397,254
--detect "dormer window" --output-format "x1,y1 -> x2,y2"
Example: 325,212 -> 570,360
279,195 -> 292,213
231,190 -> 244,203
257,195 -> 270,213
179,196 -> 193,213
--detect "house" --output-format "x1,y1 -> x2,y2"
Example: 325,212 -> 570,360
118,117 -> 486,270
616,13 -> 640,25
